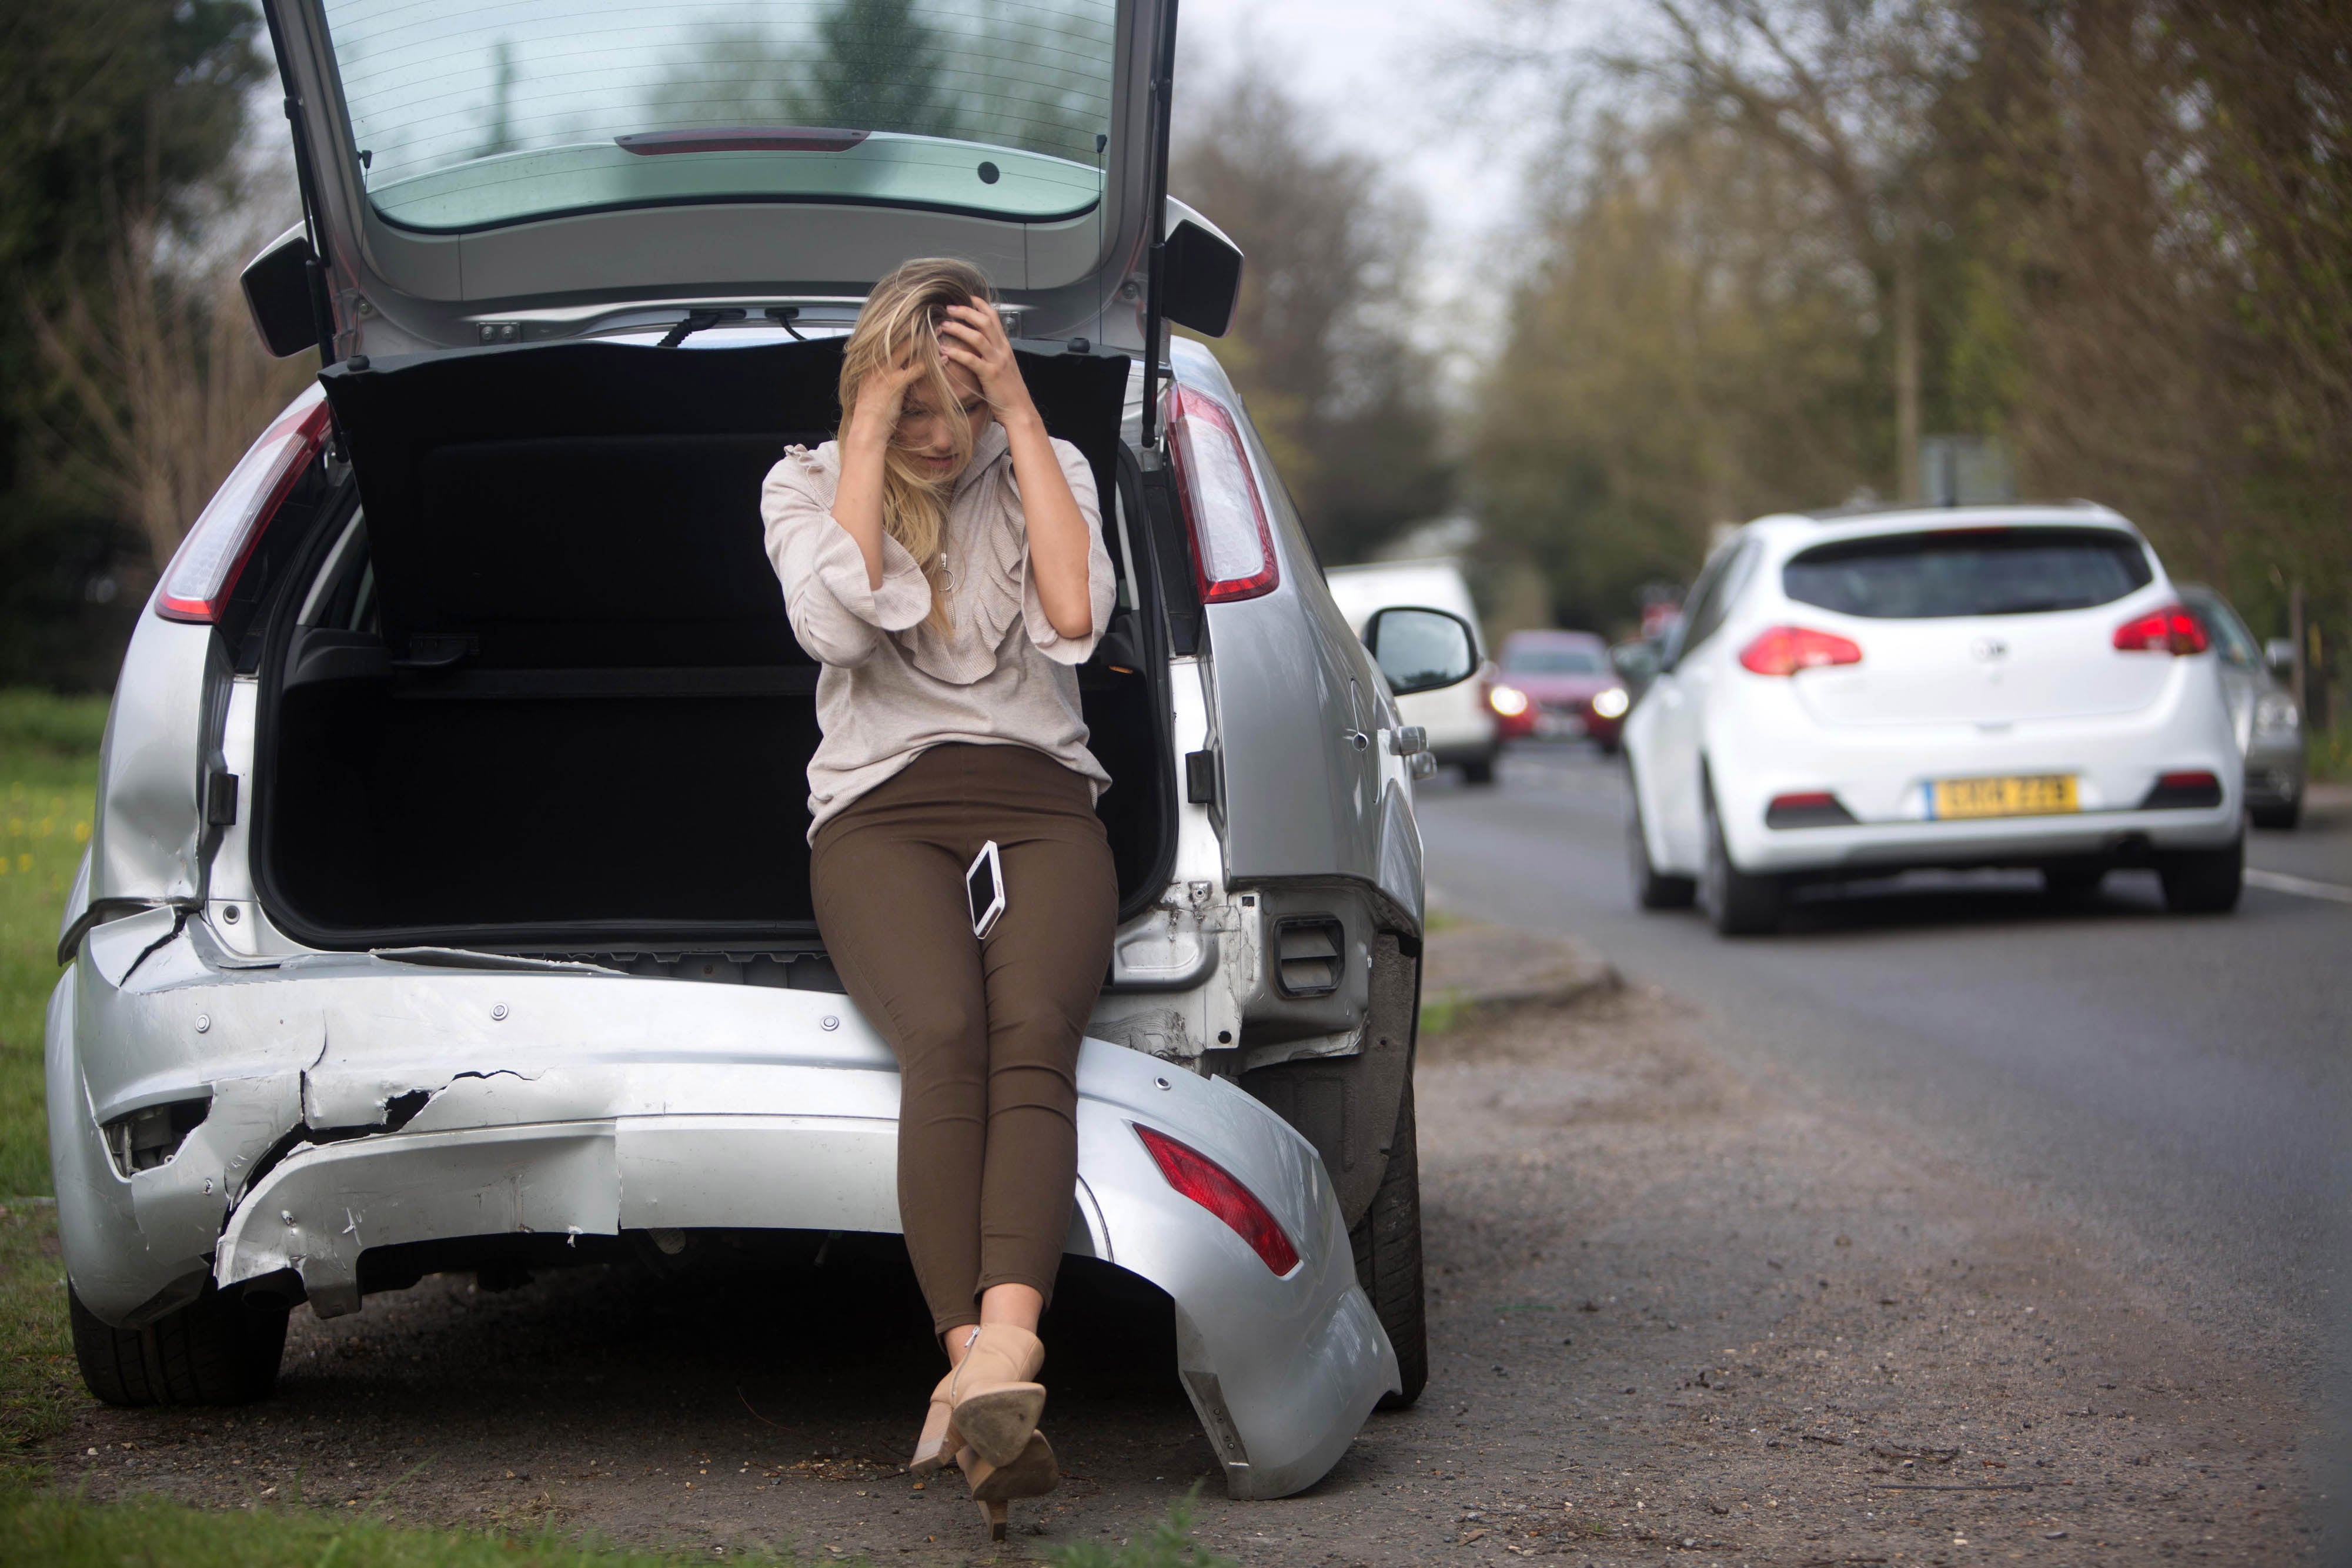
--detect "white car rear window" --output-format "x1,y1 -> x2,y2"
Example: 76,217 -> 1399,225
1783,527 -> 2153,620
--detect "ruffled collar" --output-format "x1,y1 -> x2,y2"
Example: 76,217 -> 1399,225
784,425 -> 1031,686
899,422 -> 1027,685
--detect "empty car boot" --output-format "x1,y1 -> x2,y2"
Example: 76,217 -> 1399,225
946,1322 -> 1046,1467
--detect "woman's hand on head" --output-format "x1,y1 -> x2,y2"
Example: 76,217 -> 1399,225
939,298 -> 1038,430
846,345 -> 933,451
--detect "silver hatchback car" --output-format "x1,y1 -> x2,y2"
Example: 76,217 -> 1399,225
46,0 -> 1477,1502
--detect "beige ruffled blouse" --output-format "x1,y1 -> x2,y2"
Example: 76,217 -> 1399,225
759,423 -> 1118,840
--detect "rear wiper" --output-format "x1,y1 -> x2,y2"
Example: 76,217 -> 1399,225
657,307 -> 746,347
1986,598 -> 2093,615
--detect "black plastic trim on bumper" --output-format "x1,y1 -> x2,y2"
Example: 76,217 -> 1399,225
2138,777 -> 2225,810
1765,796 -> 1860,830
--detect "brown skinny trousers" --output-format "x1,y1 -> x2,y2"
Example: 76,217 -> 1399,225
810,743 -> 1117,1336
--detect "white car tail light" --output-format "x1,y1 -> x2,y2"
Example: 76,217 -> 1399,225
155,385 -> 333,624
1166,384 -> 1278,603
2112,603 -> 2210,655
1738,625 -> 1863,676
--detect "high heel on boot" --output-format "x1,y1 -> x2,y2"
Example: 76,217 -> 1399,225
908,1369 -> 960,1477
960,1431 -> 1058,1542
946,1323 -> 1047,1467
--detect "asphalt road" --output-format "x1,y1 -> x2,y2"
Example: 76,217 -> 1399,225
1416,747 -> 2352,1426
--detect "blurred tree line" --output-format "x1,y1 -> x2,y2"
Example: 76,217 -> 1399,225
0,1 -> 309,690
1472,0 -> 2351,716
1171,69 -> 1452,566
649,0 -> 1114,167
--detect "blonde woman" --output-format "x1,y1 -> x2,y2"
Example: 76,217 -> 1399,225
759,258 -> 1117,1539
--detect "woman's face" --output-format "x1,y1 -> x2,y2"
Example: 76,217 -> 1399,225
893,357 -> 991,481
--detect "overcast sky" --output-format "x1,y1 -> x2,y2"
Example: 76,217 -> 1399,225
1172,0 -> 1605,367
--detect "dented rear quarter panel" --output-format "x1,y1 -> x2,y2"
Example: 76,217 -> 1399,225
88,616 -> 228,910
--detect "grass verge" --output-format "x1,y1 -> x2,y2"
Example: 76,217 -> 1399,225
8,1491 -> 814,1567
2,690 -> 106,1199
1417,989 -> 1474,1038
0,1200 -> 75,1465
2308,726 -> 2352,784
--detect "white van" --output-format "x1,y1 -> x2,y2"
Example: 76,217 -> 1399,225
1326,559 -> 1500,783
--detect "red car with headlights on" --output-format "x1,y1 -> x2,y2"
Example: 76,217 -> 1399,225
1490,630 -> 1631,753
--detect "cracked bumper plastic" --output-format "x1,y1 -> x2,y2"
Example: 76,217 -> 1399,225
49,921 -> 1397,1499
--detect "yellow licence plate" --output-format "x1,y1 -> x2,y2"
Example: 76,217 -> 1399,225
1931,774 -> 2079,820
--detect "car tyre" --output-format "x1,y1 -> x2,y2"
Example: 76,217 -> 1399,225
1703,784 -> 1784,936
69,1280 -> 288,1407
2158,833 -> 2244,914
2249,800 -> 2301,831
1628,785 -> 1696,910
1459,750 -> 1498,787
1351,1076 -> 1426,1410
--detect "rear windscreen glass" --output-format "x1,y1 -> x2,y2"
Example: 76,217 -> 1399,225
325,0 -> 1115,231
1782,528 -> 2153,620
1504,647 -> 1605,674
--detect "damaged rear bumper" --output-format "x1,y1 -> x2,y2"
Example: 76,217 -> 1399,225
48,918 -> 1397,1499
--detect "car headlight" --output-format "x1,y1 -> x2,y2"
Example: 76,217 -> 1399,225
2254,693 -> 2300,737
1590,686 -> 1630,720
1488,685 -> 1530,718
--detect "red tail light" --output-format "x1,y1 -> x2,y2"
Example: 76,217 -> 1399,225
1165,384 -> 1279,603
2140,770 -> 2223,809
1765,791 -> 1857,828
1134,1125 -> 1299,1275
1738,626 -> 1863,676
155,386 -> 333,624
2112,603 -> 2209,655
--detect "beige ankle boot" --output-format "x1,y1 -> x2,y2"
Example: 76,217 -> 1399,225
944,1322 -> 1046,1468
908,1369 -> 961,1477
961,1432 -> 1058,1542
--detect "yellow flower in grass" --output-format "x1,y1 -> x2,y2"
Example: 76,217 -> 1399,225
5,818 -> 19,837
37,817 -> 54,838
75,820 -> 92,842
15,854 -> 28,874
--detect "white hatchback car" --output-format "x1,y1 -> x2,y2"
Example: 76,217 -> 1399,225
1623,503 -> 2244,934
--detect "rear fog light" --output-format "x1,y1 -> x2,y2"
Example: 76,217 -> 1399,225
2139,770 -> 2223,810
1765,791 -> 1858,829
1134,1125 -> 1300,1275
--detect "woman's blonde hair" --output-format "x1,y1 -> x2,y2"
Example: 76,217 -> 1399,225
837,257 -> 996,631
